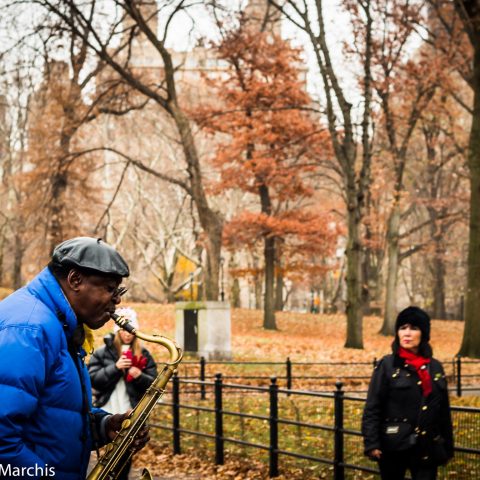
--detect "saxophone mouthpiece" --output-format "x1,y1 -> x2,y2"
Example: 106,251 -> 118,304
111,313 -> 136,334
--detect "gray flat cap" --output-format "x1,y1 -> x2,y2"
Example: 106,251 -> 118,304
52,237 -> 129,277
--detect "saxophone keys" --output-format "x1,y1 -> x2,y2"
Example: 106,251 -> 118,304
121,419 -> 132,429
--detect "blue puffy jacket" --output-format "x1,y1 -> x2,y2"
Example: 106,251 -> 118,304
0,267 -> 108,479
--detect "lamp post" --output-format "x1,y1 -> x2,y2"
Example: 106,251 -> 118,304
220,257 -> 225,302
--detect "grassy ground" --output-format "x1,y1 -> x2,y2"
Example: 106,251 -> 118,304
139,389 -> 480,479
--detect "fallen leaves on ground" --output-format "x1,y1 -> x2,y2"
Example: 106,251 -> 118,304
93,305 -> 474,479
132,442 -> 324,479
95,304 -> 466,363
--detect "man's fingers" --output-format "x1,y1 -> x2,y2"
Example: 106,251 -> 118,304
131,426 -> 150,451
133,433 -> 150,447
107,411 -> 133,437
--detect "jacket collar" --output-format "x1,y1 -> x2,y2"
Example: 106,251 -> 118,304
393,353 -> 407,369
26,267 -> 78,340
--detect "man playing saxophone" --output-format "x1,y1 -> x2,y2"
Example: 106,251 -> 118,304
0,237 -> 149,480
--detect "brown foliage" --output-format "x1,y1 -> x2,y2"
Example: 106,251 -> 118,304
191,22 -> 337,286
23,61 -> 100,262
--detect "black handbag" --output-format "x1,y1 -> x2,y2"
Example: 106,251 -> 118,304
380,421 -> 415,451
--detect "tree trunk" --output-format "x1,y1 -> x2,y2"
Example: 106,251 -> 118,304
48,170 -> 68,253
0,225 -> 5,285
430,210 -> 447,319
275,271 -> 283,311
12,231 -> 23,289
424,122 -> 447,321
458,2 -> 480,357
432,248 -> 447,319
264,235 -> 276,329
344,201 -> 363,348
171,106 -> 223,301
361,192 -> 384,316
275,264 -> 284,311
254,273 -> 262,309
258,182 -> 276,329
204,228 -> 222,300
251,252 -> 263,309
47,95 -> 76,254
381,205 -> 401,335
361,241 -> 372,313
274,238 -> 284,311
231,277 -> 241,308
166,291 -> 176,303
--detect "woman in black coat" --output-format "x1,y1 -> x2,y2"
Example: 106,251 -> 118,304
362,306 -> 454,480
88,309 -> 157,409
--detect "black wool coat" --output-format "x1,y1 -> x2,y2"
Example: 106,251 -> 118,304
88,333 -> 158,408
362,353 -> 454,464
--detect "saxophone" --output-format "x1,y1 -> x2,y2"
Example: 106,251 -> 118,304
87,313 -> 183,480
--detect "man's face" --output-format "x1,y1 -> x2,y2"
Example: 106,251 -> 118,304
68,271 -> 123,330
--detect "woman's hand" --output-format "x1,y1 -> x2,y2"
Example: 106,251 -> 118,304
368,449 -> 382,460
116,354 -> 132,370
128,366 -> 142,379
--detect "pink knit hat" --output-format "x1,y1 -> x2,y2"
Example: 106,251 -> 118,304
113,306 -> 139,333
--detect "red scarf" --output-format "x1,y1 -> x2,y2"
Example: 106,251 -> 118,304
398,347 -> 432,397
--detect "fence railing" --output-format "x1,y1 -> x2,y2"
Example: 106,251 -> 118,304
174,355 -> 480,396
150,375 -> 480,479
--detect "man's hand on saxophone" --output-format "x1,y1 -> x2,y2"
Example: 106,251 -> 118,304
106,411 -> 151,452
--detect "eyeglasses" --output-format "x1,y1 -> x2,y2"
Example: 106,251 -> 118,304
113,286 -> 128,298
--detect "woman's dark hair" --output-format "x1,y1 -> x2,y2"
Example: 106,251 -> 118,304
391,335 -> 433,358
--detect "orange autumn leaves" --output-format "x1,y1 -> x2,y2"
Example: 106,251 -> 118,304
191,22 -> 339,281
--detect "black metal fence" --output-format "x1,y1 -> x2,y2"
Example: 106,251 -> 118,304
150,375 -> 480,479
175,355 -> 480,396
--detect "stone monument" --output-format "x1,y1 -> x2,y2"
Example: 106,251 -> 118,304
175,301 -> 232,360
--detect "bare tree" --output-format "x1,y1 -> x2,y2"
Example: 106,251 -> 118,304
25,0 -> 224,300
269,0 -> 375,348
373,1 -> 440,335
1,0 -> 150,276
426,0 -> 480,356
0,60 -> 36,287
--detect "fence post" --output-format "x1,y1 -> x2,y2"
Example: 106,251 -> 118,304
452,357 -> 456,385
172,373 -> 181,454
334,381 -> 344,480
200,356 -> 206,400
269,376 -> 279,478
286,357 -> 292,394
456,355 -> 462,397
214,373 -> 224,465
